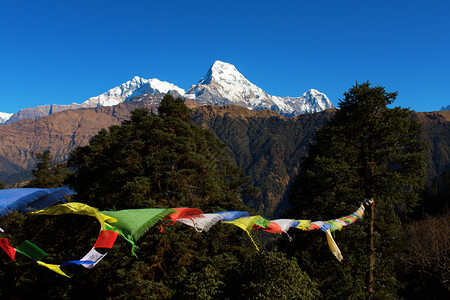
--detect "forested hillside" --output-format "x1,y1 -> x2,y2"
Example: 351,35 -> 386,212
0,93 -> 449,298
1,102 -> 449,218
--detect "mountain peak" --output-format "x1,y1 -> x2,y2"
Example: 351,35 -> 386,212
186,61 -> 334,116
80,76 -> 186,108
306,89 -> 320,95
199,60 -> 246,85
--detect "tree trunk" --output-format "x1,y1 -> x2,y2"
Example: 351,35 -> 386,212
368,200 -> 375,299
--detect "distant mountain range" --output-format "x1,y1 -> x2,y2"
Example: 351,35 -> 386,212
442,105 -> 450,111
1,61 -> 333,124
0,100 -> 449,217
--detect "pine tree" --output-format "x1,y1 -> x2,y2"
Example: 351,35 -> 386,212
26,150 -> 71,188
286,82 -> 427,299
64,95 -> 268,298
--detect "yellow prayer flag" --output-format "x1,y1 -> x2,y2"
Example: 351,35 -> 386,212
31,202 -> 117,228
37,261 -> 71,278
295,220 -> 311,230
325,229 -> 343,262
224,216 -> 264,250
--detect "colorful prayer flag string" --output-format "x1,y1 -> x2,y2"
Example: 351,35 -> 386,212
0,188 -> 372,277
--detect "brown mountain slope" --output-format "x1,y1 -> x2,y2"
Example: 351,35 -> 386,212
0,102 -> 147,176
0,103 -> 448,217
413,110 -> 450,179
191,105 -> 334,216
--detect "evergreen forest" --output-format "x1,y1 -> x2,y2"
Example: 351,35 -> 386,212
0,86 -> 449,299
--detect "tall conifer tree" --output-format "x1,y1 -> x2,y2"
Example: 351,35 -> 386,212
287,82 -> 427,299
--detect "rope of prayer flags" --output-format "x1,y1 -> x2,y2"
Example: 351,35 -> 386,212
0,196 -> 372,277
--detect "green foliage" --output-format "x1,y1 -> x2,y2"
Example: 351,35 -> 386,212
191,107 -> 334,217
172,265 -> 224,300
51,99 -> 267,298
158,94 -> 192,122
235,251 -> 320,300
68,104 -> 250,212
26,150 -> 71,188
0,97 -> 318,298
285,82 -> 427,298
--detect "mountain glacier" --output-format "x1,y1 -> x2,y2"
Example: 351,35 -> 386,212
3,61 -> 334,124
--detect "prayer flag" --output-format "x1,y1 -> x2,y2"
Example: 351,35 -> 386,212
0,187 -> 75,216
325,230 -> 343,262
294,220 -> 311,230
0,238 -> 16,261
270,219 -> 296,233
163,208 -> 204,224
37,261 -> 70,278
15,240 -> 48,261
60,260 -> 95,267
215,211 -> 249,222
94,230 -> 118,249
177,213 -> 223,232
80,248 -> 107,269
224,216 -> 266,250
33,202 -> 117,229
102,208 -> 175,242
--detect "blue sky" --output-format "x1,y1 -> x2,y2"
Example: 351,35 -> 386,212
1,0 -> 449,113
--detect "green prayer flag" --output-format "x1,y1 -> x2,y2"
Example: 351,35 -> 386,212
254,217 -> 270,228
101,208 -> 175,242
16,240 -> 48,261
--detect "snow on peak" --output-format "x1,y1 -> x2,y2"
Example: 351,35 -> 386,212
5,61 -> 334,122
186,60 -> 334,116
81,76 -> 186,107
0,112 -> 13,124
199,60 -> 246,85
188,60 -> 270,107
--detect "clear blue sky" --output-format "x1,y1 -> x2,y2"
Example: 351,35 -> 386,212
1,0 -> 449,113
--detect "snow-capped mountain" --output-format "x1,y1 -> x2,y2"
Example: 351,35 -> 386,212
80,76 -> 186,108
0,112 -> 13,124
185,60 -> 334,116
6,76 -> 185,124
5,61 -> 334,124
441,105 -> 450,111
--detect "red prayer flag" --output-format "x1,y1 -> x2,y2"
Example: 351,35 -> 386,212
0,238 -> 17,261
94,230 -> 118,249
261,222 -> 284,234
163,208 -> 204,224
